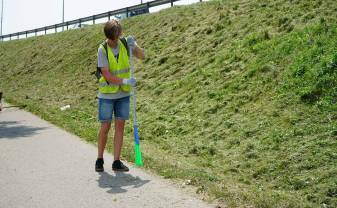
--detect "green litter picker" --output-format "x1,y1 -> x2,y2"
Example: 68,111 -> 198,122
129,42 -> 143,167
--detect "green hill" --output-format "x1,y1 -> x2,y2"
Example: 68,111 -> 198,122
0,0 -> 336,207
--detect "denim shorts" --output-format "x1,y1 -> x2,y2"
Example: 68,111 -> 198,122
98,96 -> 130,122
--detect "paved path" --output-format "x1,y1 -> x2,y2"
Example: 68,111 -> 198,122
0,104 -> 213,208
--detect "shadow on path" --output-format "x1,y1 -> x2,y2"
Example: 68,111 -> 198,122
97,171 -> 151,194
0,121 -> 47,139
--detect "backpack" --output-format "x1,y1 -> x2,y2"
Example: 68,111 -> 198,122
95,37 -> 129,80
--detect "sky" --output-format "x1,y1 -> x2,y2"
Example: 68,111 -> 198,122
0,0 -> 203,35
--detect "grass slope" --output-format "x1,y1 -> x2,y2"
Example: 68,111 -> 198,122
1,0 -> 336,207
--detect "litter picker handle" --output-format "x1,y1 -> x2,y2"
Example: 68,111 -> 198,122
129,45 -> 137,127
129,44 -> 143,166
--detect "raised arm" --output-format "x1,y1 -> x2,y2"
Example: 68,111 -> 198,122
127,36 -> 145,60
133,45 -> 145,60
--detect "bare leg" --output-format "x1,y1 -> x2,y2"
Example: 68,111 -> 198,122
98,122 -> 111,158
113,119 -> 125,161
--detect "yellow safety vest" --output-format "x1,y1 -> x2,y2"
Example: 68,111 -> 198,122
98,40 -> 131,94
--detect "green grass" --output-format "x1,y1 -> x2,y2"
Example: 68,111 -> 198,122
1,0 -> 337,207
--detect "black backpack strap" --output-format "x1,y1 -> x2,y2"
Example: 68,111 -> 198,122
120,37 -> 129,57
95,41 -> 109,81
102,41 -> 108,60
98,41 -> 109,70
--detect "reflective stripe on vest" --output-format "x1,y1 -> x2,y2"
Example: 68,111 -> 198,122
111,68 -> 129,75
98,40 -> 130,94
99,82 -> 120,87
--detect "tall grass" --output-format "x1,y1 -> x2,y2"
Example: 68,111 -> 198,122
0,0 -> 336,207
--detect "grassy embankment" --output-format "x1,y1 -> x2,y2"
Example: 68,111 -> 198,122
0,0 -> 336,207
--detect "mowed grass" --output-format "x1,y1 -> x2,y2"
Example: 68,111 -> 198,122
0,0 -> 336,207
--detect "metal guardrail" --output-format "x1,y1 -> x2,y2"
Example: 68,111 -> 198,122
0,0 -> 202,41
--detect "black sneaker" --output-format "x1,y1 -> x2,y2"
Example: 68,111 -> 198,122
95,158 -> 104,172
112,160 -> 129,172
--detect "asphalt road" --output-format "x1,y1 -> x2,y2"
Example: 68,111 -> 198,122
0,104 -> 213,208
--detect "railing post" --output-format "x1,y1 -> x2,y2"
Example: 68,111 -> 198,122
66,22 -> 69,30
45,27 -> 47,35
171,0 -> 173,7
25,31 -> 27,38
35,30 -> 37,37
17,33 -> 19,39
9,34 -> 11,40
55,25 -> 57,33
79,18 -> 82,27
93,15 -> 95,24
126,7 -> 129,17
108,12 -> 111,20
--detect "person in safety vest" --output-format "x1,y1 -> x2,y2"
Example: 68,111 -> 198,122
95,20 -> 145,172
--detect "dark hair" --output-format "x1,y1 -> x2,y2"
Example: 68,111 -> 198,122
104,20 -> 122,40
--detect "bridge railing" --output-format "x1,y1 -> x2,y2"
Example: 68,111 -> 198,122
1,0 -> 202,41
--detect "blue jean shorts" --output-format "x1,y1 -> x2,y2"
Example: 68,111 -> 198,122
98,96 -> 130,122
